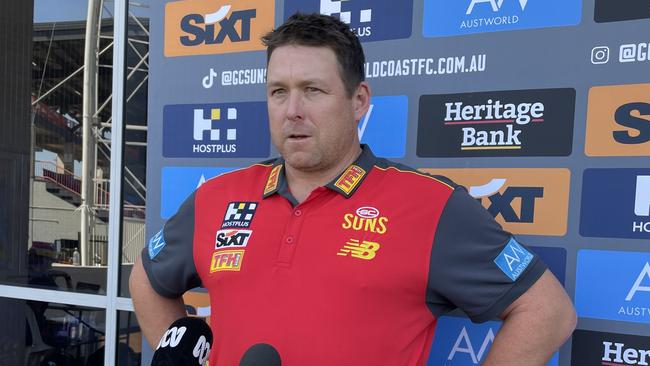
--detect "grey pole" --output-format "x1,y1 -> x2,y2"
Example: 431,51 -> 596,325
81,0 -> 102,266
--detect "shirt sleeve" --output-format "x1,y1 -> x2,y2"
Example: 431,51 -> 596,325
141,192 -> 202,298
426,186 -> 547,323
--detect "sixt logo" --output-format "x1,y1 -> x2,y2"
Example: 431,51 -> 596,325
284,0 -> 413,42
337,239 -> 380,260
164,0 -> 274,57
210,250 -> 245,272
469,178 -> 542,223
342,207 -> 388,234
419,168 -> 570,236
215,229 -> 252,249
585,84 -> 650,157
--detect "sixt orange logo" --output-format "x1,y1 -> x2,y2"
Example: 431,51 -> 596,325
337,239 -> 380,260
210,250 -> 245,272
264,165 -> 282,195
334,165 -> 366,194
164,0 -> 274,57
341,206 -> 388,234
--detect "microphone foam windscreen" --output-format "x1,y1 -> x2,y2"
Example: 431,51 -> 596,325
152,317 -> 213,366
239,343 -> 282,366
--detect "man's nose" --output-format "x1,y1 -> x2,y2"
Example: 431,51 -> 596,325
286,92 -> 304,121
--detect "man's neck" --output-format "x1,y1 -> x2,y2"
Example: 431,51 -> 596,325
285,146 -> 362,204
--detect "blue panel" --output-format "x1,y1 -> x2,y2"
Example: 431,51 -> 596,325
423,0 -> 582,37
576,250 -> 650,324
161,166 -> 236,219
359,95 -> 408,158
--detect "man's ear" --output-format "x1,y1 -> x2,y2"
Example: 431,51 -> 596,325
353,81 -> 371,123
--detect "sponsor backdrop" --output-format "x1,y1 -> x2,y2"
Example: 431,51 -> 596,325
146,0 -> 650,364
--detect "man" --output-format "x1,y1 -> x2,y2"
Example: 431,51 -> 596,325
130,13 -> 576,365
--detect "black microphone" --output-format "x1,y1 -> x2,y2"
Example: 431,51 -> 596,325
152,317 -> 212,366
239,343 -> 282,366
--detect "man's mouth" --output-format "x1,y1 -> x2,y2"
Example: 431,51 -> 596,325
288,134 -> 309,140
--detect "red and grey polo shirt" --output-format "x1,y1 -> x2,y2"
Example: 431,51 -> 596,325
142,145 -> 546,366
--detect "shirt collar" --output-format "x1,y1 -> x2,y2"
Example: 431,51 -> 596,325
262,144 -> 377,199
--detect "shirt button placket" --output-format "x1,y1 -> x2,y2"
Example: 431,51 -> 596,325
277,208 -> 305,265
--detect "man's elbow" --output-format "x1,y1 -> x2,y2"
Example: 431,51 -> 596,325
554,299 -> 577,343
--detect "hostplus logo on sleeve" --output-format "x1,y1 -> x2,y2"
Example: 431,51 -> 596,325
576,250 -> 650,324
283,0 -> 413,42
423,0 -> 582,37
163,102 -> 269,158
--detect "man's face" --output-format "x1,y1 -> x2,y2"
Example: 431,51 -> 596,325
266,45 -> 368,173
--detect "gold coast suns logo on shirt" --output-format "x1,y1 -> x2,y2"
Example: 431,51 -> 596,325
341,206 -> 389,234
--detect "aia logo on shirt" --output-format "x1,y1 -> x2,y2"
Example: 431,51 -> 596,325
284,0 -> 413,42
164,0 -> 274,57
419,168 -> 570,236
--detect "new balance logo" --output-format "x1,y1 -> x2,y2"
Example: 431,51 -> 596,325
193,108 -> 237,141
337,239 -> 380,260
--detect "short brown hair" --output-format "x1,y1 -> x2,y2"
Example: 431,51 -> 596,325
261,13 -> 365,97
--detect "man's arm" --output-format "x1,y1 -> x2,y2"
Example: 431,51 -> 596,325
482,270 -> 577,366
130,254 -> 187,348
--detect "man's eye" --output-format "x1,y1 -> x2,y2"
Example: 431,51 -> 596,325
306,87 -> 321,93
271,89 -> 286,96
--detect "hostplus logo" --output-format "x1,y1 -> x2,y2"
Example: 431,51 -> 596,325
163,102 -> 269,158
580,169 -> 650,239
423,0 -> 581,37
417,89 -> 575,158
283,0 -> 413,42
164,0 -> 274,57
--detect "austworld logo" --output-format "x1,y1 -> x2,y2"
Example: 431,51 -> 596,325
283,0 -> 413,42
575,250 -> 650,324
423,0 -> 582,37
417,89 -> 575,157
427,316 -> 559,366
162,102 -> 270,158
572,329 -> 650,366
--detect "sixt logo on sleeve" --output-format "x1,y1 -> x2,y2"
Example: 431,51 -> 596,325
284,0 -> 413,42
164,0 -> 275,57
148,229 -> 166,259
423,0 -> 581,38
163,102 -> 270,158
493,237 -> 533,281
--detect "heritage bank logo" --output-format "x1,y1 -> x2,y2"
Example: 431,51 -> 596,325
575,250 -> 650,324
419,168 -> 570,236
595,0 -> 650,23
427,316 -> 560,366
422,0 -> 581,38
585,83 -> 650,157
417,89 -> 575,158
164,0 -> 274,57
284,0 -> 413,42
581,169 -> 650,239
163,102 -> 270,158
572,329 -> 650,366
